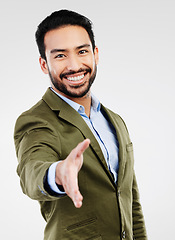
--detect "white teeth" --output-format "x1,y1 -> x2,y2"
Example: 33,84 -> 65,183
67,74 -> 84,81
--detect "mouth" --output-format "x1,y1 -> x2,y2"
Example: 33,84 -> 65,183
66,73 -> 85,82
62,70 -> 90,86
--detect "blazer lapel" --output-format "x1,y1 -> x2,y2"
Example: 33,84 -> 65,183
42,88 -> 111,177
101,105 -> 127,188
59,104 -> 109,170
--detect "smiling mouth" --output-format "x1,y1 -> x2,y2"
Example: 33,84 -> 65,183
66,74 -> 85,81
61,68 -> 91,83
63,72 -> 89,86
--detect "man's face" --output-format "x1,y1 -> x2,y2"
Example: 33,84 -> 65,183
40,25 -> 99,99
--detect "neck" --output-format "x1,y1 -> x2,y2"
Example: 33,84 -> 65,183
52,86 -> 91,117
73,92 -> 91,117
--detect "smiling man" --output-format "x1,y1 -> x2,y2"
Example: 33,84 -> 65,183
14,10 -> 147,240
40,24 -> 98,117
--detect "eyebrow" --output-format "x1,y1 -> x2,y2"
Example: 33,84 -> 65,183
76,44 -> 91,50
50,44 -> 91,54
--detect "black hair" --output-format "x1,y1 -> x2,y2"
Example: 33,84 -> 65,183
35,9 -> 95,60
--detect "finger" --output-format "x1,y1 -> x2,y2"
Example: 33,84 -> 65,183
64,173 -> 83,208
71,182 -> 83,208
75,139 -> 90,158
73,191 -> 83,208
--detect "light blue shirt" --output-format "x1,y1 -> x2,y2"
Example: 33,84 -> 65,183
47,88 -> 119,194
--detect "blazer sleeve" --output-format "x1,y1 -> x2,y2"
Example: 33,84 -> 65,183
132,173 -> 148,239
14,113 -> 62,201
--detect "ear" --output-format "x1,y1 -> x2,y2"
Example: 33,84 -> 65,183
39,57 -> 49,74
94,46 -> 99,65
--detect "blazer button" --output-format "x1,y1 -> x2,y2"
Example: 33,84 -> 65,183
122,230 -> 126,239
118,190 -> 121,196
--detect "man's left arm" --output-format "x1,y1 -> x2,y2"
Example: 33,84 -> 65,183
132,173 -> 148,240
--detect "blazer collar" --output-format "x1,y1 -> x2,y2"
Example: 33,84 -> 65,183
42,88 -> 126,187
42,88 -> 112,179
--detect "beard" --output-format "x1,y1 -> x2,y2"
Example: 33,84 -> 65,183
48,66 -> 97,98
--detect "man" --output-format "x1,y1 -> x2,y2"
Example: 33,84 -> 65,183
14,10 -> 147,240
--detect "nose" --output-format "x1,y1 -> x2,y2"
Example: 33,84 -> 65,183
66,54 -> 81,72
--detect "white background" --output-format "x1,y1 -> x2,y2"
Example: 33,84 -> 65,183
1,0 -> 174,239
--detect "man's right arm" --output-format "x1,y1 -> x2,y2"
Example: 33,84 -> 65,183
14,113 -> 90,206
14,114 -> 62,201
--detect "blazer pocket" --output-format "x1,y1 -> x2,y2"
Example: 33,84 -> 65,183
67,217 -> 97,231
87,236 -> 102,240
91,236 -> 102,240
126,142 -> 133,152
126,142 -> 134,168
62,216 -> 100,240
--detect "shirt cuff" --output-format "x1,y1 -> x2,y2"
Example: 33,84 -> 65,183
47,161 -> 66,194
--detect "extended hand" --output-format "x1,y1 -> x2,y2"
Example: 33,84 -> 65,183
55,139 -> 90,208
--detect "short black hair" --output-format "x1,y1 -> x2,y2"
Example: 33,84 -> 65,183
35,9 -> 96,60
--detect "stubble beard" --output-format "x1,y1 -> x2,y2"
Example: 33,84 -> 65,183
48,66 -> 97,98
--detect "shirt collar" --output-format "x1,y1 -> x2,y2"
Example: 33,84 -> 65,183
50,87 -> 101,114
91,93 -> 101,112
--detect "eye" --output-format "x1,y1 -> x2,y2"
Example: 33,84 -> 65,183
79,49 -> 88,55
55,54 -> 66,59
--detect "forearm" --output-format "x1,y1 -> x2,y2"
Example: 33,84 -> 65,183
17,158 -> 53,200
45,161 -> 66,195
15,119 -> 62,201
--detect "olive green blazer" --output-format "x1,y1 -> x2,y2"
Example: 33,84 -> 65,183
14,88 -> 147,240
